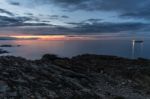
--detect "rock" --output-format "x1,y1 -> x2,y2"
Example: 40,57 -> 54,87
0,54 -> 149,98
41,54 -> 60,61
0,81 -> 9,93
113,96 -> 125,99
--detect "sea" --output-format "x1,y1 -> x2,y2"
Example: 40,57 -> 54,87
0,35 -> 149,60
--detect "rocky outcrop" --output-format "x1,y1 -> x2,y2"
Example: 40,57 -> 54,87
0,54 -> 149,99
0,49 -> 9,54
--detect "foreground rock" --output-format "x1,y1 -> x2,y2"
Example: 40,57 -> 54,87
0,54 -> 150,99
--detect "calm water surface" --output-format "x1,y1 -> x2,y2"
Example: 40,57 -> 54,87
0,38 -> 149,59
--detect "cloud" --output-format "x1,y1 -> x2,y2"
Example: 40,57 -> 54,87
48,15 -> 69,20
68,21 -> 149,33
0,16 -> 31,26
24,13 -> 33,16
0,0 -> 149,35
0,8 -> 14,16
0,21 -> 148,35
7,0 -> 144,12
0,15 -> 52,27
0,8 -> 68,27
83,18 -> 102,24
61,15 -> 69,18
9,1 -> 20,6
68,18 -> 102,26
50,0 -> 140,11
51,0 -> 150,20
5,0 -> 150,20
120,10 -> 150,19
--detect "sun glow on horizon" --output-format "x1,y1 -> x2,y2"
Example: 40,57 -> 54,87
9,35 -> 97,40
0,33 -> 130,41
10,35 -> 66,40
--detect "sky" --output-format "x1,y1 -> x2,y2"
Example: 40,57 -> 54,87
0,0 -> 150,35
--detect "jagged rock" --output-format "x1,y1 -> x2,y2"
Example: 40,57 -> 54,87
0,54 -> 149,99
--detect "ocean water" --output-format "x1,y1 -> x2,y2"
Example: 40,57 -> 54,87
0,37 -> 148,59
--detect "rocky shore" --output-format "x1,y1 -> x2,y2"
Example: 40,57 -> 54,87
0,54 -> 150,99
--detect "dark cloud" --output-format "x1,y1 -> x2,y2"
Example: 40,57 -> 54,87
83,19 -> 102,24
49,15 -> 59,19
51,0 -> 150,20
48,15 -> 69,20
9,1 -> 20,6
67,18 -> 102,26
6,0 -> 150,20
24,13 -> 33,16
120,9 -> 150,19
68,21 -> 148,33
0,15 -> 51,27
61,15 -> 69,18
8,0 -> 142,12
27,22 -> 150,34
52,0 -> 84,7
0,8 -> 14,16
0,26 -> 67,35
0,16 -> 31,26
0,0 -> 149,35
51,0 -> 141,11
1,22 -> 148,35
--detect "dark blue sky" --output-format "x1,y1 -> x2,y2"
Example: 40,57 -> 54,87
0,0 -> 150,35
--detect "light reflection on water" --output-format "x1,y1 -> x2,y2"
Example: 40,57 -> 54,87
0,37 -> 149,60
131,40 -> 144,59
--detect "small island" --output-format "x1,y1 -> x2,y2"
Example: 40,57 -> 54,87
0,44 -> 21,47
0,49 -> 9,54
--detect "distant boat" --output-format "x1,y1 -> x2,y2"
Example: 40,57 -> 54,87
131,32 -> 144,43
132,40 -> 144,43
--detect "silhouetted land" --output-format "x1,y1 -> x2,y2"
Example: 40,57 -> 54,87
0,45 -> 21,54
0,44 -> 21,47
0,49 -> 9,54
0,54 -> 150,99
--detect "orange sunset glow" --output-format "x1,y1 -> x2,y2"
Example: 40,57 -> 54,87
10,35 -> 66,40
9,35 -> 98,40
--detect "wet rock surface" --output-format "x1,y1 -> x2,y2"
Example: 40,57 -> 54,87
0,54 -> 150,99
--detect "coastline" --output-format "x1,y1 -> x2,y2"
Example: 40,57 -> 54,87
0,54 -> 149,99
